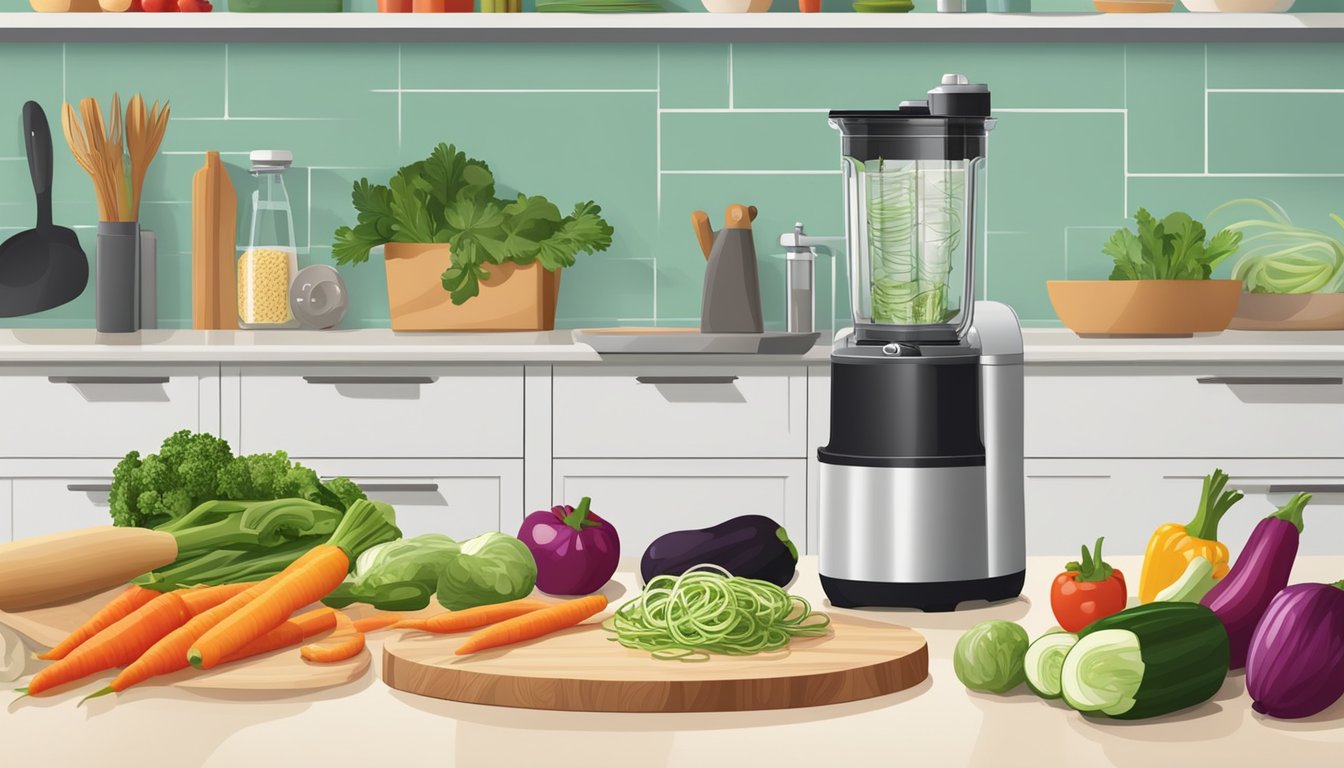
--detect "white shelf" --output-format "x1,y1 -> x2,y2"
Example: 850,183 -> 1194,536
3,12 -> 1344,43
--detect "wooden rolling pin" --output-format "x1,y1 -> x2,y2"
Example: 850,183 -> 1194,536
0,527 -> 178,612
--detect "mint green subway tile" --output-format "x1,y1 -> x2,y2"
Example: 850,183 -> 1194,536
309,165 -> 397,256
659,45 -> 730,110
228,45 -> 398,119
554,255 -> 656,327
1125,44 -> 1205,174
400,91 -> 657,260
1207,44 -> 1344,90
151,244 -> 191,327
0,45 -> 63,160
156,110 -> 400,178
1063,225 -> 1126,281
657,172 -> 843,329
399,44 -> 657,92
661,112 -> 835,172
65,45 -> 227,120
1208,93 -> 1344,174
730,44 -> 1125,110
985,233 -> 1060,323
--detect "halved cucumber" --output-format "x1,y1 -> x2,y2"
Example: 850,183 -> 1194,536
1060,629 -> 1145,715
1024,630 -> 1079,699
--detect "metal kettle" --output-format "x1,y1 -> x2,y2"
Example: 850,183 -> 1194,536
691,204 -> 763,334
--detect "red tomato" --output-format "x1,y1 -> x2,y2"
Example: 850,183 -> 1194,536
178,0 -> 212,9
1049,537 -> 1128,633
141,0 -> 176,10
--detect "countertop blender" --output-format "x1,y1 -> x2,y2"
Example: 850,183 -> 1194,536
819,74 -> 1026,612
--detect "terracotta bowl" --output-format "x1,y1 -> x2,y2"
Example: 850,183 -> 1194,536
702,0 -> 772,10
1046,279 -> 1244,338
1229,292 -> 1344,331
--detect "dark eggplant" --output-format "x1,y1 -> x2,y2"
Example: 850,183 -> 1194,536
640,515 -> 798,587
1200,493 -> 1310,669
1246,580 -> 1344,719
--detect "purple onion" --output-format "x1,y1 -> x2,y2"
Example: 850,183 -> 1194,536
517,497 -> 620,596
1246,580 -> 1344,719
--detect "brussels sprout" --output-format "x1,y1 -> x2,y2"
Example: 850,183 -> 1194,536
954,620 -> 1030,694
324,533 -> 461,611
437,532 -> 538,611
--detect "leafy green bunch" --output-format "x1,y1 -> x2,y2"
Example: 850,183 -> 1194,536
331,143 -> 615,305
110,430 -> 367,529
1104,208 -> 1243,281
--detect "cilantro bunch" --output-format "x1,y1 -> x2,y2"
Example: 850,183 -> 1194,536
1104,208 -> 1242,281
331,143 -> 614,305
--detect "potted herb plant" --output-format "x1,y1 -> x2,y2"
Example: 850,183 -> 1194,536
1209,198 -> 1344,331
332,143 -> 614,331
1047,208 -> 1243,337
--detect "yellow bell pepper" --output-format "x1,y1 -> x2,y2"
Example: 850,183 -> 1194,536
1137,469 -> 1243,604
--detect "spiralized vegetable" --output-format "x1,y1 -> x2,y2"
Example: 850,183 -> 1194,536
866,159 -> 963,324
1210,198 -> 1344,295
602,565 -> 831,661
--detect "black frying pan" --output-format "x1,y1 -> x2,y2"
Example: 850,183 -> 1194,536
0,101 -> 89,317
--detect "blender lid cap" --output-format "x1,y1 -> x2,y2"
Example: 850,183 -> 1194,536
828,73 -> 992,121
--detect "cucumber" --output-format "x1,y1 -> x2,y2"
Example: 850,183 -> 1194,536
1059,602 -> 1229,720
1024,629 -> 1078,699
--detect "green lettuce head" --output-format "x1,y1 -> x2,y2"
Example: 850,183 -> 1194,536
436,531 -> 538,611
954,620 -> 1030,694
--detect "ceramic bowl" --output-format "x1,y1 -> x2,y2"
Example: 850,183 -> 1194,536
1047,279 -> 1244,337
701,0 -> 773,11
1181,0 -> 1294,11
1228,292 -> 1344,331
1092,0 -> 1174,11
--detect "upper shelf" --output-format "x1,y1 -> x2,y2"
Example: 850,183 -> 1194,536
4,12 -> 1344,44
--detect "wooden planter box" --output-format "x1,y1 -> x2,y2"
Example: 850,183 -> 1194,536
384,243 -> 561,332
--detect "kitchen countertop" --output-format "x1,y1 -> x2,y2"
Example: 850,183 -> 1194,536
2,555 -> 1340,767
0,327 -> 1343,366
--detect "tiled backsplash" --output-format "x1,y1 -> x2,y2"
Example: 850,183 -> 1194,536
2,25 -> 1344,329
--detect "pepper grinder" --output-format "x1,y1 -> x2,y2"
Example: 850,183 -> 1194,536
778,222 -> 840,335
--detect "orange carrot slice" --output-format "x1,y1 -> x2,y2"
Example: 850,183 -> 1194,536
300,612 -> 364,664
392,599 -> 549,634
455,595 -> 607,656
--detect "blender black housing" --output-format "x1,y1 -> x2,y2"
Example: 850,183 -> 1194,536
818,76 -> 1026,613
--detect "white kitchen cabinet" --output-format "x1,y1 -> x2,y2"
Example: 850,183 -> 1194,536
552,365 -> 807,459
1025,363 -> 1344,459
295,458 -> 524,541
0,365 -> 218,459
11,477 -> 117,541
1024,458 -> 1344,557
230,365 -> 523,459
552,459 -> 807,560
0,479 -> 10,542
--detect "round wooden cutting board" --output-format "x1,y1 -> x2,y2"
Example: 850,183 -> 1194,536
382,614 -> 928,713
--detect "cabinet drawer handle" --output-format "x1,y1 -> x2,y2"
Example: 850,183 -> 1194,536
67,483 -> 112,492
1267,484 -> 1344,494
49,376 -> 170,385
635,375 -> 739,385
1196,376 -> 1343,386
358,483 -> 440,493
303,376 -> 435,385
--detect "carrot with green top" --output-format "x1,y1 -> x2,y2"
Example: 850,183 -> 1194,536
187,499 -> 400,670
37,584 -> 158,661
393,599 -> 549,634
20,582 -> 251,697
455,595 -> 607,656
219,607 -> 337,664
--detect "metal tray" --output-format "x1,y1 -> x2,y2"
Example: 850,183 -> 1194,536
573,327 -> 821,354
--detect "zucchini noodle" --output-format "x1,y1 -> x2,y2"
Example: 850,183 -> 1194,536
602,565 -> 831,662
866,159 -> 964,324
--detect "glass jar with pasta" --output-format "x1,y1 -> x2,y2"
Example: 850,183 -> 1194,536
238,150 -> 300,329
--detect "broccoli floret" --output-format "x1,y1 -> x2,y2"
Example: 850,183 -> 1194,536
108,430 -> 237,528
217,451 -> 291,500
323,477 -> 368,511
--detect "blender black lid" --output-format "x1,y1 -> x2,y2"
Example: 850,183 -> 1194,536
830,75 -> 993,163
829,74 -> 992,121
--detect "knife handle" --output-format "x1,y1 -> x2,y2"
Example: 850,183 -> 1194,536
691,211 -> 714,261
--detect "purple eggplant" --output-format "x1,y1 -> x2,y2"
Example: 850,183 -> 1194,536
1200,492 -> 1310,669
1246,580 -> 1344,719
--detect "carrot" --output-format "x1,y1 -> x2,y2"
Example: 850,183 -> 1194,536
37,584 -> 158,661
186,500 -> 399,670
352,613 -> 417,634
22,583 -> 253,697
454,595 -> 607,656
219,608 -> 337,664
392,599 -> 549,634
300,612 -> 364,664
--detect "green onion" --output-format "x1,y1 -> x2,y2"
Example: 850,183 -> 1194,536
1209,198 -> 1344,294
602,565 -> 831,662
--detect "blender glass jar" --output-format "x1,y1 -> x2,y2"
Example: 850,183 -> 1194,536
238,150 -> 299,329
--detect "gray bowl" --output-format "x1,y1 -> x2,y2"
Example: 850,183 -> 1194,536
289,264 -> 348,330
